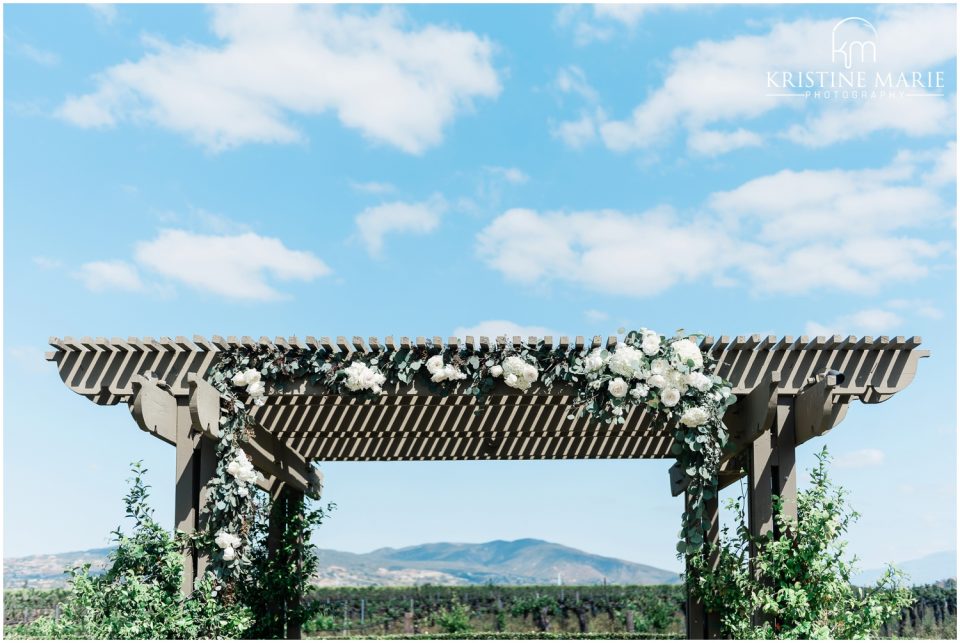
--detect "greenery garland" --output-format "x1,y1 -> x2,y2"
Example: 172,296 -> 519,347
201,328 -> 736,588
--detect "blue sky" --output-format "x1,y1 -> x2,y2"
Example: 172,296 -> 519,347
3,3 -> 956,575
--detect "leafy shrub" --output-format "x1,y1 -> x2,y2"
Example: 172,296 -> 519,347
433,598 -> 473,634
691,448 -> 913,639
10,463 -> 251,639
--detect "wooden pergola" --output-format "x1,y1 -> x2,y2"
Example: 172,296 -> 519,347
47,333 -> 927,639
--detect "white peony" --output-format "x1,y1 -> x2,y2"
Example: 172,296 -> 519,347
343,362 -> 386,394
607,377 -> 629,398
608,345 -> 643,378
584,349 -> 607,372
641,330 -> 661,356
226,451 -> 258,484
661,387 -> 681,407
650,358 -> 668,375
680,407 -> 711,427
215,532 -> 241,550
686,372 -> 712,392
426,355 -> 445,375
666,369 -> 689,394
522,363 -> 538,383
671,338 -> 704,369
631,384 -> 649,399
501,356 -> 538,391
231,371 -> 249,387
490,364 -> 503,377
246,380 -> 265,399
432,363 -> 467,383
647,373 -> 667,389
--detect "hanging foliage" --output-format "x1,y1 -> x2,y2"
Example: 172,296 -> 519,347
200,327 -> 735,586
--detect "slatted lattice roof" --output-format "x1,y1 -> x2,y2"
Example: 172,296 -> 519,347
47,335 -> 927,462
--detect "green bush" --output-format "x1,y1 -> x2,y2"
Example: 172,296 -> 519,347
691,448 -> 913,639
10,463 -> 251,639
433,598 -> 473,634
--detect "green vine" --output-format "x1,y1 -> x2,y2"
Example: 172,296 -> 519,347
200,328 -> 735,587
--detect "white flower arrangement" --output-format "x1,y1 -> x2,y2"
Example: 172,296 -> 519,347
680,406 -> 711,427
426,354 -> 467,383
226,451 -> 258,486
231,368 -> 267,406
670,338 -> 704,369
215,532 -> 241,561
495,355 -> 539,391
342,361 -> 386,394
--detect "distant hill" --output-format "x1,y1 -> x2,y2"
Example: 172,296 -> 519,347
4,539 -> 680,588
854,550 -> 957,587
313,539 -> 681,586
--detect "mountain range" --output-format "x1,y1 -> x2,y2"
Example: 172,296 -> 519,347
6,540 -> 954,590
4,539 -> 678,589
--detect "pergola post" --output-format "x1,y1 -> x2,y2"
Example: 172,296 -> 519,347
685,493 -> 720,639
267,485 -> 306,640
174,398 -> 217,596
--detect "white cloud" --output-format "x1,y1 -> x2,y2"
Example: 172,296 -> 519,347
74,260 -> 144,292
556,4 -> 664,45
452,320 -> 560,341
834,448 -> 885,469
88,4 -> 118,25
477,207 -> 733,297
15,42 -> 60,67
134,229 -> 330,300
555,65 -> 598,103
478,144 -> 953,296
552,113 -> 598,149
805,309 -> 903,337
592,4 -> 655,29
33,256 -> 62,270
887,299 -> 943,320
355,196 -> 446,257
485,166 -> 529,185
597,5 -> 956,153
58,5 -> 500,154
350,181 -> 396,195
687,128 -> 762,156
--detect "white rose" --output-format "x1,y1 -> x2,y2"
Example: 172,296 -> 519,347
666,369 -> 689,394
607,377 -> 630,398
505,373 -> 518,386
222,546 -> 236,561
686,372 -> 712,392
680,407 -> 711,427
661,388 -> 681,407
522,363 -> 538,383
647,374 -> 667,389
641,330 -> 661,356
242,368 -> 261,385
650,358 -> 668,375
237,486 -> 249,498
215,532 -> 240,550
231,371 -> 248,387
246,381 -> 265,399
671,338 -> 703,369
584,349 -> 607,372
490,365 -> 503,378
426,355 -> 445,375
631,384 -> 649,399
